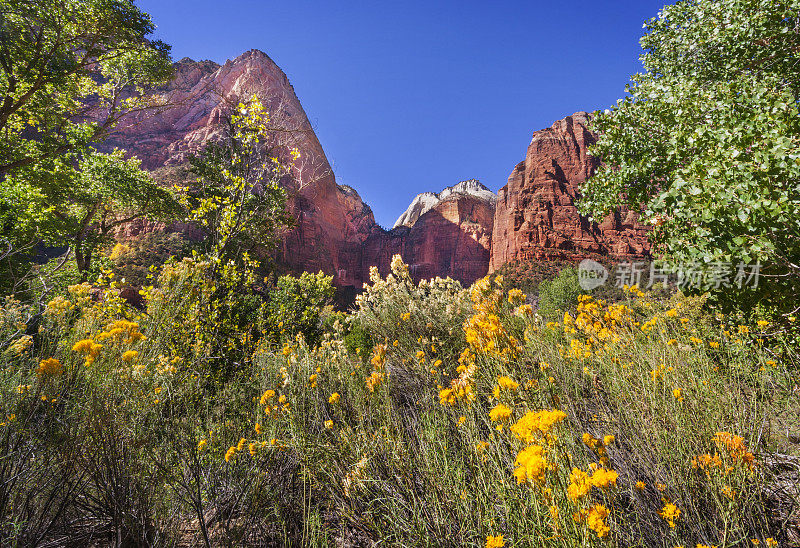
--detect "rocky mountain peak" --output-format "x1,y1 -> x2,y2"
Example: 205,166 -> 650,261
393,179 -> 496,228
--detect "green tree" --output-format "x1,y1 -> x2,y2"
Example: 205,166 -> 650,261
183,96 -> 292,269
0,0 -> 177,287
580,0 -> 800,315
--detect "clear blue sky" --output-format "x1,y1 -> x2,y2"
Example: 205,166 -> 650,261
137,0 -> 667,228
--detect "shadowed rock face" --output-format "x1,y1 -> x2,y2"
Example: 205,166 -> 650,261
489,112 -> 650,271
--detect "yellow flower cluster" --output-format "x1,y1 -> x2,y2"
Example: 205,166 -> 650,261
439,349 -> 477,405
510,409 -> 567,444
513,444 -> 548,484
37,358 -> 62,377
96,319 -> 145,345
464,276 -> 519,361
72,339 -> 103,366
485,534 -> 505,548
366,343 -> 387,392
659,500 -> 680,528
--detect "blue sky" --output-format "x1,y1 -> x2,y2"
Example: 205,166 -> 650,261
138,0 -> 667,228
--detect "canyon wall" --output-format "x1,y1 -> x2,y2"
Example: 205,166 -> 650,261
111,50 -> 648,289
489,112 -> 650,271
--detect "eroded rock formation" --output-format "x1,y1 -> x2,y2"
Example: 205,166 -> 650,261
107,50 -> 379,284
109,51 -> 648,289
489,112 -> 649,271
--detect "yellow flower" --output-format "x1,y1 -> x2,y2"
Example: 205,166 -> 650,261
197,439 -> 207,452
457,416 -> 466,426
121,350 -> 138,363
37,358 -> 62,377
673,388 -> 684,402
260,390 -> 275,405
485,534 -> 505,548
236,438 -> 246,451
489,403 -> 512,423
328,392 -> 340,404
248,443 -> 258,456
401,312 -> 411,321
589,468 -> 618,490
224,446 -> 236,462
514,445 -> 548,484
635,481 -> 646,491
278,394 -> 287,404
324,420 -> 334,429
510,409 -> 566,443
568,468 -> 592,501
756,320 -> 769,328
497,376 -> 519,391
766,539 -> 777,547
586,504 -> 610,538
254,423 -> 263,435
659,501 -> 680,528
603,434 -> 615,446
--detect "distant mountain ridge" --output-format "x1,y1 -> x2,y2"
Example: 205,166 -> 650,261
110,49 -> 649,288
393,179 -> 496,229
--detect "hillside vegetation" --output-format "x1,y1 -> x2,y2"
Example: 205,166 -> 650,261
1,256 -> 797,546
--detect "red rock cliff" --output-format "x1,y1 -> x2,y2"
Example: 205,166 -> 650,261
489,112 -> 649,271
107,50 -> 379,285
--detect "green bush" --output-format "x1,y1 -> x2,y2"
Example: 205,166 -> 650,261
537,266 -> 585,319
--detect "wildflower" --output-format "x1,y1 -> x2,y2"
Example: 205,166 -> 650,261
457,416 -> 466,426
254,423 -> 263,435
489,403 -> 512,423
401,312 -> 411,321
237,438 -> 247,451
756,320 -> 769,328
497,376 -> 519,391
508,288 -> 525,304
766,539 -> 777,547
328,392 -> 340,404
260,390 -> 276,405
635,481 -> 646,491
249,443 -> 258,456
673,388 -> 684,402
586,504 -> 611,538
659,500 -> 680,528
121,350 -> 138,363
37,358 -> 62,377
278,394 -> 287,404
510,409 -> 567,443
309,373 -> 318,387
709,341 -> 720,348
416,350 -> 425,361
590,468 -> 619,490
568,468 -> 592,501
224,447 -> 236,462
722,486 -> 735,499
197,439 -> 208,451
514,445 -> 547,484
485,534 -> 505,548
603,434 -> 615,446
366,371 -> 383,392
324,420 -> 334,429
72,339 -> 102,366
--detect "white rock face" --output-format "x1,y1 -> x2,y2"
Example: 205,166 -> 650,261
393,179 -> 496,228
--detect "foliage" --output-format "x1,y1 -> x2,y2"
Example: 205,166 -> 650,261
537,267 -> 585,319
263,271 -> 334,347
0,0 -> 179,283
580,0 -> 800,316
1,261 -> 795,545
182,96 -> 292,267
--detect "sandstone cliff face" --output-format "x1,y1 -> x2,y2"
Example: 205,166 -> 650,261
107,50 -> 379,283
108,50 -> 647,289
489,112 -> 649,271
364,182 -> 496,286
